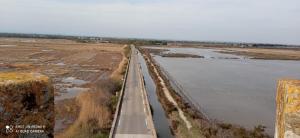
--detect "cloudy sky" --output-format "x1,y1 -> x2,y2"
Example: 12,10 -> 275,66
0,0 -> 299,44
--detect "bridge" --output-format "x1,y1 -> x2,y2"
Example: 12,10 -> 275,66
110,46 -> 156,138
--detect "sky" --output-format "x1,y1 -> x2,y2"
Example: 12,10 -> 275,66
0,0 -> 299,45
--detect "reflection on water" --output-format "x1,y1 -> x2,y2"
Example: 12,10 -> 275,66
55,77 -> 89,101
138,52 -> 173,138
55,87 -> 89,101
62,77 -> 88,85
0,45 -> 17,47
152,47 -> 300,135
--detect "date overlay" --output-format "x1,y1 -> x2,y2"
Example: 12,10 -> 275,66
5,124 -> 46,134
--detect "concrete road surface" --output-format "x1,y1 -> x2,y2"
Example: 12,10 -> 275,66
114,46 -> 155,138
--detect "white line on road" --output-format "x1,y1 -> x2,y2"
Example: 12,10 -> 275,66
145,119 -> 148,127
118,117 -> 121,127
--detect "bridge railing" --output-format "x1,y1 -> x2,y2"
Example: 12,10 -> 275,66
109,48 -> 131,138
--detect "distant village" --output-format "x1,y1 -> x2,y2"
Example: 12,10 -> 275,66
0,32 -> 299,49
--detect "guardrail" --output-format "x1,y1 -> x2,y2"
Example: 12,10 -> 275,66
154,60 -> 210,121
109,49 -> 131,138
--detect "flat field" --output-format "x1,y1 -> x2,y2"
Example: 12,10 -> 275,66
0,37 -> 125,137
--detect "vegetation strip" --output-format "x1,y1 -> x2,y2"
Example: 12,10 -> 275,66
109,48 -> 131,138
160,53 -> 204,58
150,61 -> 192,129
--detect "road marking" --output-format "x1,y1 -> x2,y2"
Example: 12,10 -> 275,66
118,118 -> 121,127
145,119 -> 148,127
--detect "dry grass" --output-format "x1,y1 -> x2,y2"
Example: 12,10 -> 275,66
54,45 -> 127,137
54,78 -> 123,138
111,45 -> 130,80
56,88 -> 111,138
0,72 -> 48,84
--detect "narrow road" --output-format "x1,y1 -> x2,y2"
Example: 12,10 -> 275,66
114,46 -> 155,138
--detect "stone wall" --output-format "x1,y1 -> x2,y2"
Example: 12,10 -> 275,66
0,72 -> 54,137
276,79 -> 300,138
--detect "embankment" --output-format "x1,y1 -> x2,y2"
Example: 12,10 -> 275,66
138,47 -> 271,138
0,72 -> 54,137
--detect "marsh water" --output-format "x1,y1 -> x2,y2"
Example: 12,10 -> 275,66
149,47 -> 300,135
138,52 -> 174,138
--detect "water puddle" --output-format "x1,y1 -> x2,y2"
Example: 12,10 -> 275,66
55,87 -> 89,101
0,45 -> 17,47
62,77 -> 88,85
80,69 -> 100,72
0,65 -> 14,71
54,119 -> 66,132
54,118 -> 74,134
42,49 -> 53,52
55,77 -> 90,101
55,62 -> 66,66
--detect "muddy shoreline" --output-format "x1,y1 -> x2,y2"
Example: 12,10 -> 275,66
144,48 -> 204,58
217,50 -> 300,60
161,53 -> 204,58
143,45 -> 300,61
